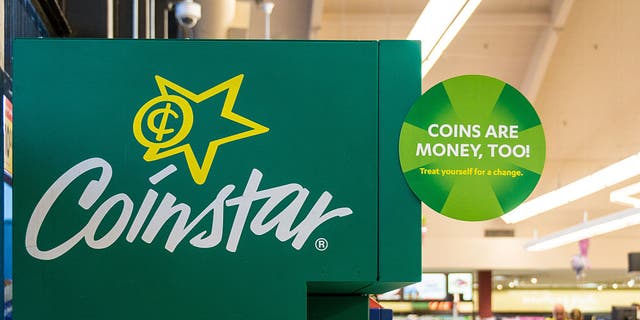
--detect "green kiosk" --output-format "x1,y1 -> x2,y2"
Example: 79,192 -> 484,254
13,40 -> 421,319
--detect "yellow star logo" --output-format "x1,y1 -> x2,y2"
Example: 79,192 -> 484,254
133,74 -> 269,185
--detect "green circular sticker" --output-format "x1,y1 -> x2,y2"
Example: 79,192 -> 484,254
399,75 -> 545,221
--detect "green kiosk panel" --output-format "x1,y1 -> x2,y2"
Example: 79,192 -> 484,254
14,40 -> 420,320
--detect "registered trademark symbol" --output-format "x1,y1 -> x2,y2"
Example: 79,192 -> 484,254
315,238 -> 328,251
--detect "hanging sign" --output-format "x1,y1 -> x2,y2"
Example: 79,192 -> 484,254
399,75 -> 545,221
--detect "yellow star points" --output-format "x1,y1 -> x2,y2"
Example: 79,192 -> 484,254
133,74 -> 269,185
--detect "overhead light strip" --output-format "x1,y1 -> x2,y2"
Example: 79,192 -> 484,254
524,207 -> 640,251
407,0 -> 482,78
610,181 -> 640,207
502,152 -> 640,224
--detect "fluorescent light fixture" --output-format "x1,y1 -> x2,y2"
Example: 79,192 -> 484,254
524,207 -> 640,251
502,152 -> 640,224
610,181 -> 640,207
407,0 -> 482,77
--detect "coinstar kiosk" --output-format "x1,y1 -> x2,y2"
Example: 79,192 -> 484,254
13,40 -> 421,320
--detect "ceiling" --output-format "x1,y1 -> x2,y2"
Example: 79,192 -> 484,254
313,0 -> 640,288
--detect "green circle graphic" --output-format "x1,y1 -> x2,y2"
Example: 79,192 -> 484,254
399,75 -> 546,221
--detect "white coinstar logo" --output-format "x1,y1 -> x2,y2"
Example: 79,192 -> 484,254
25,158 -> 353,260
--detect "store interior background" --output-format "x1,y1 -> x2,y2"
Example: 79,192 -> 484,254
2,0 -> 640,319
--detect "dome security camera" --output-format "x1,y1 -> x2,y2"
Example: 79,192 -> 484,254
175,0 -> 202,29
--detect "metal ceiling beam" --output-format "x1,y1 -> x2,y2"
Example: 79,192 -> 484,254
520,0 -> 574,102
